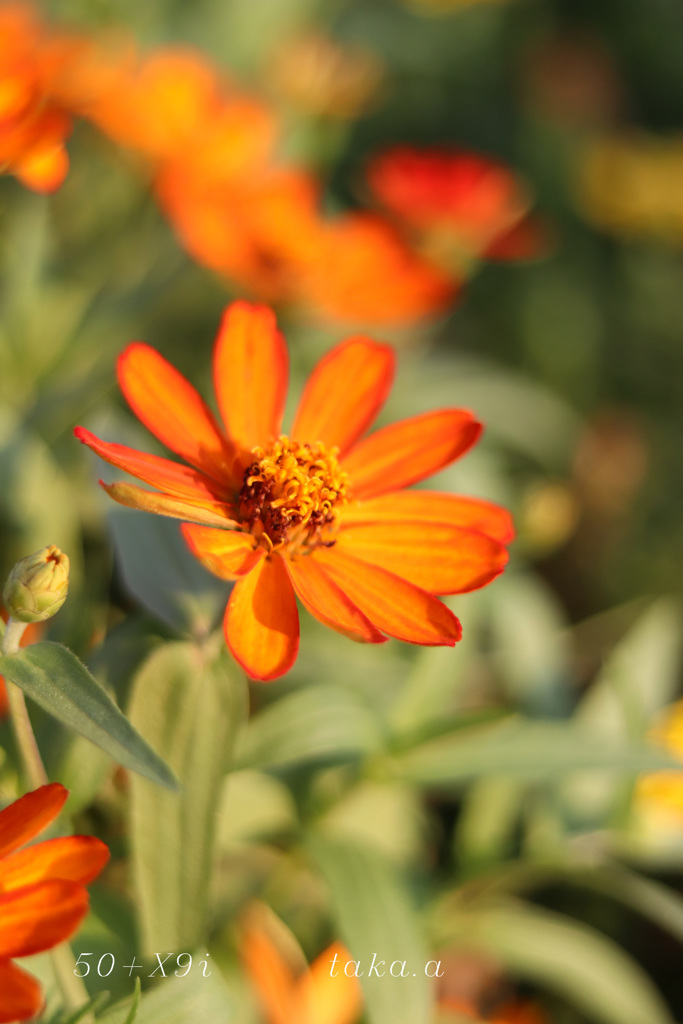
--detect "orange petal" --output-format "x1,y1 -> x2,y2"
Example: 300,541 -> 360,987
0,678 -> 8,719
0,960 -> 43,1024
0,784 -> 67,859
181,524 -> 265,580
213,301 -> 288,452
292,336 -> 395,455
0,880 -> 89,958
315,548 -> 461,646
100,481 -> 239,528
241,922 -> 296,1024
340,490 -> 514,544
0,836 -> 109,892
14,142 -> 69,194
335,521 -> 508,594
224,553 -> 299,681
286,556 -> 387,643
75,427 -> 231,503
118,342 -> 234,482
342,410 -> 481,499
297,942 -> 362,1024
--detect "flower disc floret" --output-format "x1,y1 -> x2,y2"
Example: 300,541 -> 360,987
239,435 -> 348,551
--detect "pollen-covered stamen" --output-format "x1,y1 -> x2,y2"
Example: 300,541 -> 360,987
238,435 -> 349,550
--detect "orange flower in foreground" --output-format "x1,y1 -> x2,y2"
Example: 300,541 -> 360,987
75,301 -> 512,681
0,3 -> 73,192
0,784 -> 109,1023
367,147 -> 545,270
241,916 -> 361,1024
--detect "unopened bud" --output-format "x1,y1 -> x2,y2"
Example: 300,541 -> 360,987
3,545 -> 70,623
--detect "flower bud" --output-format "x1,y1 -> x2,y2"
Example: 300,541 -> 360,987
3,545 -> 70,623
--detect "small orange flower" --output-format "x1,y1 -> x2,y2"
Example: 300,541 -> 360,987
0,3 -> 73,192
0,783 -> 110,1023
367,147 -> 545,271
75,301 -> 512,681
241,915 -> 361,1024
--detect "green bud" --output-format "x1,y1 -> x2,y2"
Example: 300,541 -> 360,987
3,545 -> 70,623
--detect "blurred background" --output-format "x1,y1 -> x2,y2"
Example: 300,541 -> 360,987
2,1 -> 683,1022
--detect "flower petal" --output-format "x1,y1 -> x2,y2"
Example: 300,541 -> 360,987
181,524 -> 265,580
286,556 -> 387,643
340,490 -> 515,543
100,481 -> 239,528
334,521 -> 508,594
0,880 -> 89,958
224,553 -> 299,681
291,336 -> 395,454
0,784 -> 67,859
0,836 -> 109,892
241,920 -> 296,1024
297,942 -> 362,1024
118,342 -> 234,482
213,301 -> 288,452
0,960 -> 43,1024
74,427 -> 231,502
341,410 -> 481,499
315,548 -> 461,646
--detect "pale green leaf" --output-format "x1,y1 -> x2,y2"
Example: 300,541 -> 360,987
308,836 -> 432,1024
235,684 -> 382,770
392,717 -> 679,787
459,901 -> 674,1024
0,642 -> 177,790
129,642 -> 248,953
98,972 -> 233,1024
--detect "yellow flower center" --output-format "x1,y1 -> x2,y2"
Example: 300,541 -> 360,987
238,435 -> 349,551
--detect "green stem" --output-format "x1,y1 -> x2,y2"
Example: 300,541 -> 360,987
1,618 -> 94,1021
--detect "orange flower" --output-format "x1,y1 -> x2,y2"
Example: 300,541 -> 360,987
0,609 -> 43,720
0,783 -> 110,1023
0,2 -> 73,192
75,301 -> 512,681
241,915 -> 361,1024
367,147 -> 545,271
441,997 -> 547,1024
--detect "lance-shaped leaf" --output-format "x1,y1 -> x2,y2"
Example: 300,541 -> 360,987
128,642 -> 248,953
308,836 -> 432,1024
0,641 -> 178,790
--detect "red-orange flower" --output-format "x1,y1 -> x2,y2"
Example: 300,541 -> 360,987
75,301 -> 512,681
0,783 -> 110,1023
241,913 -> 361,1024
367,147 -> 545,270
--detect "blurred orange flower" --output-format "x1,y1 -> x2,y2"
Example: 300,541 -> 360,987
76,301 -> 512,681
441,997 -> 547,1023
241,914 -> 361,1024
367,147 -> 545,273
0,2 -> 73,191
0,783 -> 109,1023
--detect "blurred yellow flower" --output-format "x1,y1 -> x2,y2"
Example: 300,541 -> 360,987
577,133 -> 683,242
636,700 -> 683,823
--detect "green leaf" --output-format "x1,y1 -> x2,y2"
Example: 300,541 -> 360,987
392,717 -> 679,787
108,506 -> 228,638
457,901 -> 674,1024
0,642 -> 178,790
308,836 -> 433,1024
235,684 -> 382,770
122,978 -> 141,1024
128,642 -> 247,953
98,972 -> 234,1024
